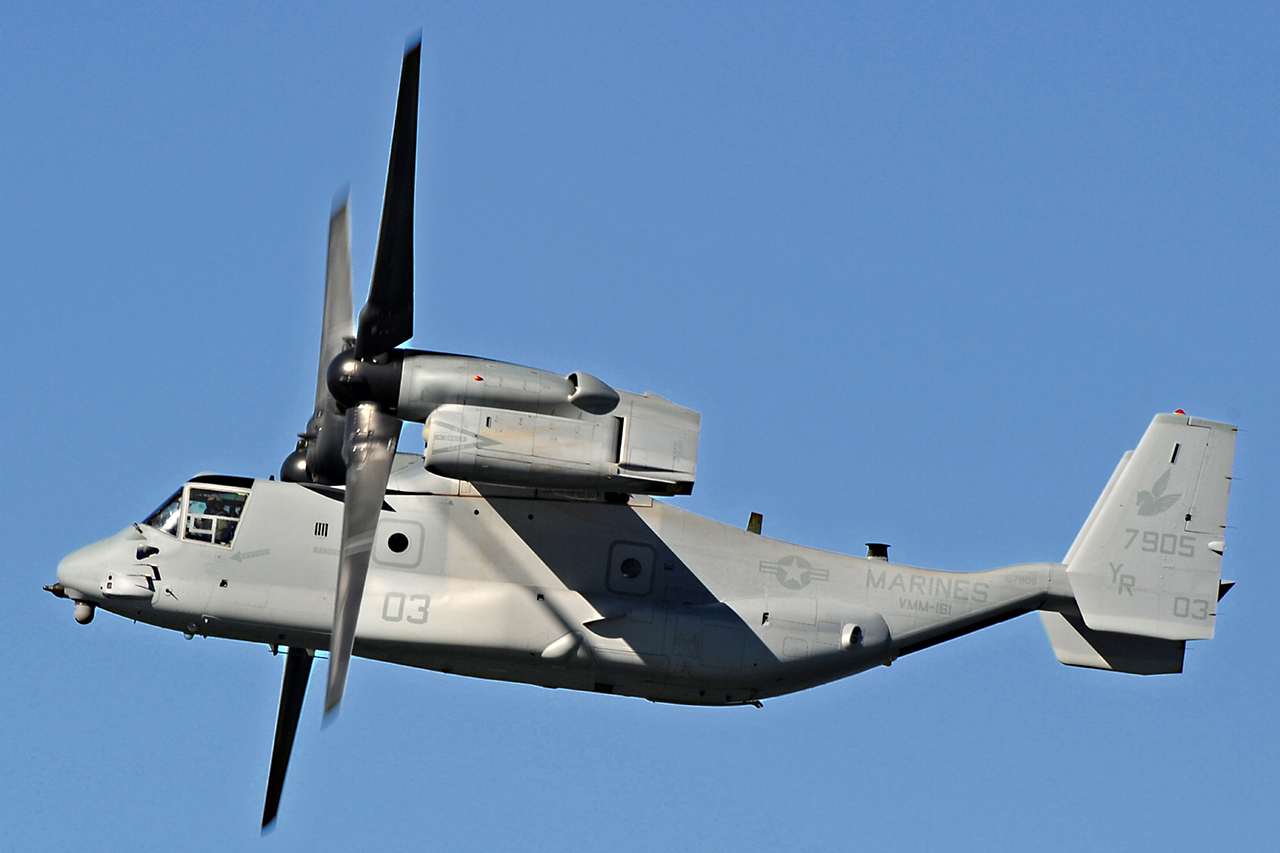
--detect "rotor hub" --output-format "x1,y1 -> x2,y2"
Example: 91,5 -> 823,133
325,349 -> 404,412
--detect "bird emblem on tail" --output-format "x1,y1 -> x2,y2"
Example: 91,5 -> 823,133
1137,469 -> 1181,516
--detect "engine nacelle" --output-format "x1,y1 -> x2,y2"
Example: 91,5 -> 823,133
326,350 -> 699,494
397,354 -> 614,421
423,392 -> 699,495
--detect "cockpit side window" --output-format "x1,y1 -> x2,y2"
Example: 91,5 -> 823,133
143,490 -> 183,537
184,487 -> 248,547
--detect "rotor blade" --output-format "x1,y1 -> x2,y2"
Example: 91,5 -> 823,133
315,192 -> 354,412
305,193 -> 356,485
325,404 -> 400,717
261,647 -> 314,831
356,38 -> 420,360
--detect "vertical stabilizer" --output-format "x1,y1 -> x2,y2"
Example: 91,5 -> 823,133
1041,448 -> 1186,674
1064,413 -> 1236,641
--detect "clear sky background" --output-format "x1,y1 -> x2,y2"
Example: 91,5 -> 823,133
2,3 -> 1276,850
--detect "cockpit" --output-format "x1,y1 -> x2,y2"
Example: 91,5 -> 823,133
143,476 -> 253,548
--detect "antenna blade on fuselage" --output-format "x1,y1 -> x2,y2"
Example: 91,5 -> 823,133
356,37 -> 420,360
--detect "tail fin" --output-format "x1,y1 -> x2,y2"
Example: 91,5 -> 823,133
1041,413 -> 1236,672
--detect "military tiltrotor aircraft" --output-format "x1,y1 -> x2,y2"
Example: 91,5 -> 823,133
48,38 -> 1238,830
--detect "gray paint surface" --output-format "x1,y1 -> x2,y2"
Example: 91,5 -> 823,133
56,412 -> 1231,706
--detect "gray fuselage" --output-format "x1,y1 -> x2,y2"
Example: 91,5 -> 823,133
57,463 -> 1071,705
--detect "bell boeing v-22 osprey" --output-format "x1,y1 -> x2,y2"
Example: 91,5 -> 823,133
48,38 -> 1238,829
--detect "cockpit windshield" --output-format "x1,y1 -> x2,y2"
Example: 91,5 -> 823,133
184,488 -> 248,547
142,484 -> 250,547
143,490 -> 183,537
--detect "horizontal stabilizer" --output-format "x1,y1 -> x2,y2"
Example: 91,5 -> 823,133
1040,611 -> 1184,674
1066,413 -> 1236,641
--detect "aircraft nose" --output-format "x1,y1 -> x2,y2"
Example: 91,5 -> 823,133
56,528 -> 143,599
57,539 -> 111,599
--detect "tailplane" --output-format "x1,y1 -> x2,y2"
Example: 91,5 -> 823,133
1041,412 -> 1236,673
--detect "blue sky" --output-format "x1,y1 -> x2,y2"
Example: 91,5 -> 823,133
2,3 -> 1276,850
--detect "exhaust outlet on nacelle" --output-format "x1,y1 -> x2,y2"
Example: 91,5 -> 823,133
567,371 -> 620,414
